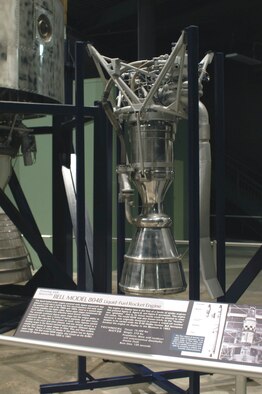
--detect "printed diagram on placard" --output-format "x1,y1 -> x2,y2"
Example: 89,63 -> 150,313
219,305 -> 262,364
181,302 -> 228,359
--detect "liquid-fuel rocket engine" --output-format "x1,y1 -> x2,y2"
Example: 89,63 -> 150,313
88,30 -> 222,297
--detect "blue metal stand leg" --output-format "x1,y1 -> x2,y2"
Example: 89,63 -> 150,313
75,41 -> 88,386
93,103 -> 113,294
126,364 -> 188,394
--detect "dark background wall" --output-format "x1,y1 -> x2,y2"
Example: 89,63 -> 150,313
67,0 -> 262,241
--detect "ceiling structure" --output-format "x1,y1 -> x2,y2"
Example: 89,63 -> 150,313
67,0 -> 262,70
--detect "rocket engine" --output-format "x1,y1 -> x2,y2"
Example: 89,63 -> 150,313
0,0 -> 65,284
88,30 -> 223,297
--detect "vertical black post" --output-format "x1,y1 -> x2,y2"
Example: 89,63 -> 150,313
186,26 -> 200,301
75,41 -> 87,383
137,0 -> 155,59
52,37 -> 75,278
93,103 -> 113,293
186,25 -> 200,394
75,41 -> 87,292
117,140 -> 126,292
52,114 -> 73,275
61,35 -> 75,277
214,53 -> 226,301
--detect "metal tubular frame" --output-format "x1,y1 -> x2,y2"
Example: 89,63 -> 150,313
212,50 -> 262,303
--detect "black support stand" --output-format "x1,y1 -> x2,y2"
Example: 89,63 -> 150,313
93,102 -> 113,294
187,25 -> 200,303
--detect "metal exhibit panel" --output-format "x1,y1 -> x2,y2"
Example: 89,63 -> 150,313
0,288 -> 262,383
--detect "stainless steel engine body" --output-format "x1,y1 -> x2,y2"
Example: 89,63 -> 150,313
88,35 -> 189,296
88,32 -> 223,298
120,112 -> 186,295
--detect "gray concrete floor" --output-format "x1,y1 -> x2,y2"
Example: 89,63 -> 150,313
0,350 -> 262,394
0,255 -> 262,393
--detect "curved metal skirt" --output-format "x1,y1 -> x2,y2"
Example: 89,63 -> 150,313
119,227 -> 187,296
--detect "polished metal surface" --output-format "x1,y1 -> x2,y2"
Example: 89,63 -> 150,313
199,103 -> 223,298
120,227 -> 186,295
0,334 -> 249,378
0,0 -> 64,103
120,115 -> 186,295
0,338 -> 261,393
1,334 -> 262,380
88,36 -> 188,296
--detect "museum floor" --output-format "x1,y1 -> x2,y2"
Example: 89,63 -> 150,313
0,247 -> 262,394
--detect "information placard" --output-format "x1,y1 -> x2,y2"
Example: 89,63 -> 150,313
14,288 -> 262,367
